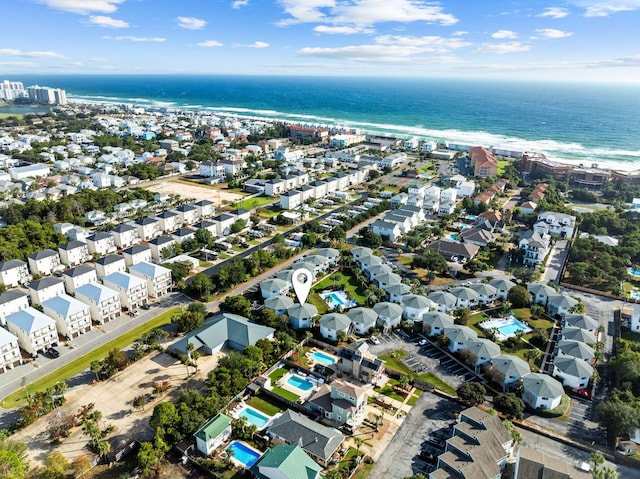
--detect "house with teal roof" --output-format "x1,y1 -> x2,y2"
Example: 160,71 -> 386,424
250,444 -> 322,479
194,413 -> 232,456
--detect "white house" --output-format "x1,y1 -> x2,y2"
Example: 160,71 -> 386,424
156,210 -> 180,233
347,307 -> 378,335
463,339 -> 501,370
449,287 -> 480,309
259,278 -> 290,300
58,240 -> 91,267
280,190 -> 303,210
28,277 -> 65,305
373,302 -> 403,331
422,311 -> 455,337
522,373 -> 564,410
148,236 -> 176,262
199,160 -> 225,178
128,261 -> 172,299
547,294 -> 578,317
319,313 -> 352,341
42,294 -> 92,339
535,211 -> 576,239
102,271 -> 149,310
401,294 -> 432,321
193,199 -> 215,219
0,290 -> 30,326
86,232 -> 116,256
27,249 -> 62,277
95,254 -> 127,279
175,204 -> 198,225
194,413 -> 233,456
75,282 -> 122,324
6,307 -> 58,357
0,259 -> 31,288
111,223 -> 140,249
444,325 -> 478,353
0,327 -> 22,373
386,283 -> 411,303
491,354 -> 531,392
135,217 -> 161,242
122,245 -> 153,267
527,283 -> 556,306
552,355 -> 593,391
9,163 -> 51,181
519,231 -> 551,267
62,264 -> 98,295
427,291 -> 457,313
489,278 -> 516,300
371,220 -> 402,242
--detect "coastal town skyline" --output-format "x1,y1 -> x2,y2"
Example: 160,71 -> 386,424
2,0 -> 640,82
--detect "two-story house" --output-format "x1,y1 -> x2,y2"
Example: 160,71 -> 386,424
102,271 -> 148,310
6,307 -> 58,357
128,261 -> 172,298
41,294 -> 92,339
75,282 -> 122,324
193,199 -> 215,220
27,249 -> 62,276
155,210 -> 180,233
0,260 -> 31,288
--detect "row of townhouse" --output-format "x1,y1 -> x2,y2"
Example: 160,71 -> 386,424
263,171 -> 309,196
396,184 -> 458,216
0,259 -> 172,366
518,211 -> 577,266
371,205 -> 426,242
279,169 -> 368,210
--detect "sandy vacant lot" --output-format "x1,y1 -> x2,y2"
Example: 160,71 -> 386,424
14,350 -> 223,468
145,180 -> 247,207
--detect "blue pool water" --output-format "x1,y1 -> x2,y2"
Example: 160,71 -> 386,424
448,234 -> 458,240
628,267 -> 640,278
287,375 -> 314,391
631,291 -> 640,300
238,407 -> 269,429
226,441 -> 261,468
320,290 -> 357,309
496,319 -> 532,337
311,351 -> 336,365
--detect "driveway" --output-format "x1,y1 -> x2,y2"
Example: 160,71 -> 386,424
542,239 -> 569,284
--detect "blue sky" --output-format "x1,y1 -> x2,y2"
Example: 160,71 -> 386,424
1,0 -> 640,82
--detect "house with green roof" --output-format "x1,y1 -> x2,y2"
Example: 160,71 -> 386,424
170,312 -> 275,356
194,413 -> 232,455
250,444 -> 322,479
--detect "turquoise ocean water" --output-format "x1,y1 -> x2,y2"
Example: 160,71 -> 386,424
14,75 -> 640,170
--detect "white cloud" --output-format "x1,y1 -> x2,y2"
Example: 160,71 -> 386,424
88,15 -> 129,28
452,31 -> 468,36
313,25 -> 373,34
573,0 -> 640,16
103,36 -> 166,42
244,41 -> 270,48
0,61 -> 37,67
37,0 -> 125,15
491,29 -> 517,39
232,0 -> 249,8
177,16 -> 207,30
374,35 -> 471,51
277,0 -> 458,27
197,40 -> 224,47
539,7 -> 570,18
0,48 -> 67,59
474,42 -> 531,54
536,28 -> 574,39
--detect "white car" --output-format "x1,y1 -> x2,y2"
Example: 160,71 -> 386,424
369,337 -> 381,345
418,339 -> 428,346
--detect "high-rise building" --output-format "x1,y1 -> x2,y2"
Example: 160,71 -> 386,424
0,80 -> 26,101
27,85 -> 67,105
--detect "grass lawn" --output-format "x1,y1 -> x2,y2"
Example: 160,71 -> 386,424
352,462 -> 375,479
255,206 -> 281,219
524,317 -> 555,332
314,271 -> 367,304
268,367 -> 288,382
308,293 -> 329,315
379,350 -> 456,395
218,252 -> 232,260
271,386 -> 300,402
497,159 -> 511,175
538,394 -> 571,419
246,394 -> 284,416
511,308 -> 532,320
1,307 -> 182,409
468,312 -> 488,337
199,260 -> 213,268
0,113 -> 24,120
398,255 -> 412,266
375,384 -> 405,402
229,195 -> 276,210
417,373 -> 456,395
407,394 -> 420,406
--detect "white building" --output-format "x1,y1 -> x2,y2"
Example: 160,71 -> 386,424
62,264 -> 98,295
552,355 -> 593,391
86,232 -> 116,256
156,211 -> 180,233
0,260 -> 31,288
111,223 -> 140,249
128,261 -> 172,298
0,327 -> 22,373
8,164 -> 51,181
0,290 -> 30,326
42,294 -> 92,339
122,244 -> 153,267
534,211 -> 576,239
6,307 -> 58,357
58,240 -> 91,267
75,283 -> 122,324
102,271 -> 149,310
95,254 -> 127,279
522,373 -> 564,410
28,277 -> 65,305
519,231 -> 551,267
27,249 -> 62,276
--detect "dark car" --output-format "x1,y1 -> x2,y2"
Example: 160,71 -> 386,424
47,347 -> 60,358
419,450 -> 437,463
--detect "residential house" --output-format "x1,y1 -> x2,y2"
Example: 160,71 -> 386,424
156,210 -> 180,233
62,264 -> 98,296
423,311 -> 455,337
459,226 -> 495,247
6,307 -> 58,357
308,379 -> 367,428
555,340 -> 595,363
193,199 -> 215,219
249,444 -> 322,479
319,313 -> 351,341
386,283 -> 411,303
463,339 -> 501,371
193,220 -> 217,237
41,294 -> 92,339
194,413 -> 232,456
444,325 -> 478,353
535,211 -> 576,239
489,278 -> 516,300
0,290 -> 30,326
75,282 -> 122,324
102,272 -> 148,310
266,410 -> 344,466
559,326 -> 597,344
111,223 -> 140,249
135,217 -> 161,242
260,278 -> 290,300
27,249 -> 62,276
449,287 -> 480,309
0,260 -> 31,288
562,313 -> 599,333
522,373 -> 564,410
527,283 -> 556,306
128,261 -> 172,298
0,328 -> 22,373
336,343 -> 385,384
171,227 -> 196,244
469,283 -> 498,305
547,294 -> 578,317
95,254 -> 127,279
149,236 -> 176,262
28,277 -> 65,305
58,240 -> 91,267
552,355 -> 594,391
519,231 -> 551,267
427,239 -> 480,262
287,303 -> 317,329
490,354 -> 531,392
401,294 -> 432,321
264,295 -> 294,317
373,301 -> 404,331
122,245 -> 153,267
175,204 -> 198,225
212,213 -> 235,236
86,231 -> 116,256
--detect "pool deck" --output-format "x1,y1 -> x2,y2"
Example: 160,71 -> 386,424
276,371 -> 324,400
228,403 -> 278,430
479,317 -> 532,342
306,347 -> 339,367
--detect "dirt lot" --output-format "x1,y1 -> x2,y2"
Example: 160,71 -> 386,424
144,180 -> 247,207
13,350 -> 224,468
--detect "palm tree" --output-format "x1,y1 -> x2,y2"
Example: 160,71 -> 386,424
90,361 -> 101,381
353,437 -> 364,457
523,348 -> 542,366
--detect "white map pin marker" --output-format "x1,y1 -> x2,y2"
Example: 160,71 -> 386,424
292,268 -> 313,305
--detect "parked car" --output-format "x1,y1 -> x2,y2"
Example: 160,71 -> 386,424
369,336 -> 380,345
47,347 -> 60,359
418,339 -> 428,346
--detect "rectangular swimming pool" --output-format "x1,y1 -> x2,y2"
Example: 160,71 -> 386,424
311,351 -> 336,365
496,318 -> 532,337
287,374 -> 314,391
238,406 -> 269,429
226,441 -> 261,468
320,290 -> 357,309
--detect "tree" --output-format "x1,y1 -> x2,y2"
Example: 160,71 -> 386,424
465,259 -> 490,273
328,226 -> 346,241
47,409 -> 77,441
220,295 -> 252,318
453,308 -> 471,326
71,456 -> 91,479
230,218 -> 247,234
512,267 -> 538,285
507,285 -> 532,308
596,399 -> 640,445
0,449 -> 28,479
41,451 -> 69,479
301,232 -> 318,248
523,348 -> 542,366
411,249 -> 448,273
494,392 -> 525,420
359,228 -> 383,248
187,272 -> 213,299
457,382 -> 486,406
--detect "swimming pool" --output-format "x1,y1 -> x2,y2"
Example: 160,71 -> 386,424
628,267 -> 640,278
238,406 -> 269,429
448,234 -> 458,240
311,351 -> 336,365
287,374 -> 314,391
496,319 -> 532,338
320,290 -> 357,309
631,291 -> 640,300
226,441 -> 261,468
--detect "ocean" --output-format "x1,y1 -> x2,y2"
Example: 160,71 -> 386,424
14,75 -> 640,171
